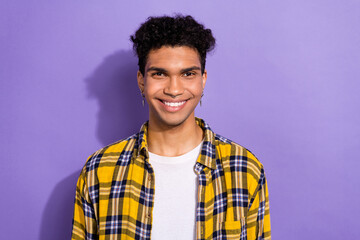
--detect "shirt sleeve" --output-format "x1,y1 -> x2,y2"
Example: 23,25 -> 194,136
246,167 -> 271,240
71,171 -> 98,240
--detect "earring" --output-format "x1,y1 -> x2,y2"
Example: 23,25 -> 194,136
142,93 -> 145,107
200,93 -> 204,107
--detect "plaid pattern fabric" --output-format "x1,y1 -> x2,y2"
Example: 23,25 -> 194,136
72,118 -> 271,240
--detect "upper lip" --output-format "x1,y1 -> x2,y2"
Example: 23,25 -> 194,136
159,99 -> 188,103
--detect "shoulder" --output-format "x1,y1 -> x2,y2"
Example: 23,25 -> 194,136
214,133 -> 264,181
82,133 -> 140,175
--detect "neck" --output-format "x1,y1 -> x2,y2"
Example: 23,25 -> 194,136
147,117 -> 203,157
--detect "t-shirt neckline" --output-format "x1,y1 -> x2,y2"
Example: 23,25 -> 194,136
148,140 -> 203,164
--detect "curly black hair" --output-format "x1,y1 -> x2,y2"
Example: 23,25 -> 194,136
130,14 -> 216,75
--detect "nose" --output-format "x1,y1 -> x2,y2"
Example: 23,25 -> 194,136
164,76 -> 184,97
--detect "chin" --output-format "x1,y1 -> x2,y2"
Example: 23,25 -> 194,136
153,113 -> 194,128
160,117 -> 187,127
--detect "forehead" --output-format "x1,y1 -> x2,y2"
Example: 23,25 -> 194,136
145,46 -> 201,70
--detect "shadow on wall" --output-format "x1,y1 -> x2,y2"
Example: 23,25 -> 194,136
39,170 -> 80,240
40,51 -> 148,239
86,49 -> 148,146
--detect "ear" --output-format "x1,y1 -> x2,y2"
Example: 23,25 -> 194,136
137,70 -> 145,93
202,70 -> 207,88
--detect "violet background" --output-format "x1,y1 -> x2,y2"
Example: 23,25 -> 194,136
1,0 -> 360,239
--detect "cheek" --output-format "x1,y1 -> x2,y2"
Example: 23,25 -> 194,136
189,82 -> 204,96
144,80 -> 160,95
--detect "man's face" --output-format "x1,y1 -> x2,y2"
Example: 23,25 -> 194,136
137,46 -> 207,129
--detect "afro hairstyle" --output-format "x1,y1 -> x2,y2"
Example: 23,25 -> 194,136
130,14 -> 216,75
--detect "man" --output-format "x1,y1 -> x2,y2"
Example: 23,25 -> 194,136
72,15 -> 271,240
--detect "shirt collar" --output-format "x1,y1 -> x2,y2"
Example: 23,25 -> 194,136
195,118 -> 217,170
136,117 -> 217,170
136,121 -> 149,159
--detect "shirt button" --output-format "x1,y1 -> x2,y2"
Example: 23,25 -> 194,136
146,212 -> 151,218
148,175 -> 152,182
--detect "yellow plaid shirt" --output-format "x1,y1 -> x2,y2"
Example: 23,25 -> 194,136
72,118 -> 271,240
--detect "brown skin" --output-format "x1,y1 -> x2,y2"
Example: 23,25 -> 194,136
137,46 -> 207,157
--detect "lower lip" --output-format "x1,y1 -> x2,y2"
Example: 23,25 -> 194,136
159,100 -> 187,112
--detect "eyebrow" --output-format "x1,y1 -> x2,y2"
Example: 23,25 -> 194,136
146,67 -> 168,73
181,66 -> 201,73
146,66 -> 201,73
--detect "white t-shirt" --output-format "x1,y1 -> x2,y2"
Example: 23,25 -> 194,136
148,141 -> 203,240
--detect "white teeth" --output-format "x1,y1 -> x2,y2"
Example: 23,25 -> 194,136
164,101 -> 186,107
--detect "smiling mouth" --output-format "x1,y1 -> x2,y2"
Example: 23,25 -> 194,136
162,101 -> 186,107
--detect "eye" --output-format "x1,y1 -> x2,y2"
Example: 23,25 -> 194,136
152,72 -> 166,77
183,72 -> 196,77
